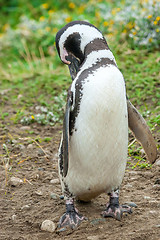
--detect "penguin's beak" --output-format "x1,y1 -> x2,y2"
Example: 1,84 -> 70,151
66,55 -> 80,81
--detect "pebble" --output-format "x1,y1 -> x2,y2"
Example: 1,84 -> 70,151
12,139 -> 18,144
87,236 -> 99,240
9,177 -> 23,187
155,225 -> 160,228
50,193 -> 59,199
149,210 -> 157,215
50,179 -> 59,184
59,195 -> 64,200
125,184 -> 133,188
11,214 -> 17,221
35,190 -> 43,196
144,196 -> 151,200
27,144 -> 34,149
41,220 -> 56,233
21,205 -> 30,210
155,159 -> 160,166
124,202 -> 137,208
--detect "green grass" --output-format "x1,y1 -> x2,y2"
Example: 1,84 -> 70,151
0,1 -> 159,170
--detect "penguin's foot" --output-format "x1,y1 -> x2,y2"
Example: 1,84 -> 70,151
101,190 -> 132,221
58,199 -> 86,229
101,202 -> 132,221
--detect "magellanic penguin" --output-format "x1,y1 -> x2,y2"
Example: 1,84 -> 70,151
55,21 -> 157,229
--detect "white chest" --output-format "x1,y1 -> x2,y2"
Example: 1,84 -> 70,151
65,65 -> 128,200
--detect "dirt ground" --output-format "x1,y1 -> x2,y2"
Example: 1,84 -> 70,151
0,114 -> 160,240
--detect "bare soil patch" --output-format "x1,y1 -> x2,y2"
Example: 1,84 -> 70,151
0,118 -> 160,240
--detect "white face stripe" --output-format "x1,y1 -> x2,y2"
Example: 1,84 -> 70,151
59,24 -> 104,57
80,49 -> 117,71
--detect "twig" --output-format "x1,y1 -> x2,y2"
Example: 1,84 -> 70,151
128,139 -> 136,148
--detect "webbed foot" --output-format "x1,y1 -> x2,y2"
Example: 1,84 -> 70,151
101,202 -> 132,220
101,190 -> 132,221
58,199 -> 86,229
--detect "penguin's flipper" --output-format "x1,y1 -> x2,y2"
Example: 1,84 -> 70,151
63,91 -> 72,177
127,99 -> 157,164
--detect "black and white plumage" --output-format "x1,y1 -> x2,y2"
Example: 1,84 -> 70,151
55,21 -> 157,229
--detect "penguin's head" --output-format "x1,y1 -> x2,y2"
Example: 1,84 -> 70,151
56,21 -> 106,67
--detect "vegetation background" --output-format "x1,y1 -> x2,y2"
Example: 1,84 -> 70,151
0,0 -> 159,163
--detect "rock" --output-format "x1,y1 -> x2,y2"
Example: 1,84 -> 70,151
21,205 -> 30,210
9,177 -> 23,186
144,196 -> 151,200
87,236 -> 99,240
154,225 -> 160,228
50,179 -> 59,184
125,184 -> 133,188
124,202 -> 137,208
155,159 -> 160,166
11,214 -> 17,221
59,195 -> 64,200
27,144 -> 34,149
11,139 -> 18,144
50,193 -> 59,199
149,210 -> 157,215
41,220 -> 56,233
35,190 -> 43,196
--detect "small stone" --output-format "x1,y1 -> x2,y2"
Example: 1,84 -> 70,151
125,184 -> 133,188
12,139 -> 18,144
11,214 -> 17,221
59,195 -> 64,200
124,202 -> 137,208
50,179 -> 59,184
35,190 -> 43,196
144,196 -> 151,200
38,167 -> 44,171
155,159 -> 160,166
87,236 -> 99,240
9,177 -> 23,187
21,205 -> 30,210
155,225 -> 160,228
41,220 -> 56,233
27,144 -> 34,149
50,193 -> 59,199
149,210 -> 157,215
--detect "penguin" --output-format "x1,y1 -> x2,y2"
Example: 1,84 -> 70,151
55,21 -> 157,229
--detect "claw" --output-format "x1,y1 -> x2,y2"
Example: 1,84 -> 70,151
58,199 -> 86,229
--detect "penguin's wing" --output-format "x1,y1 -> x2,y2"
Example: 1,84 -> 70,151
63,91 -> 72,177
127,99 -> 157,163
